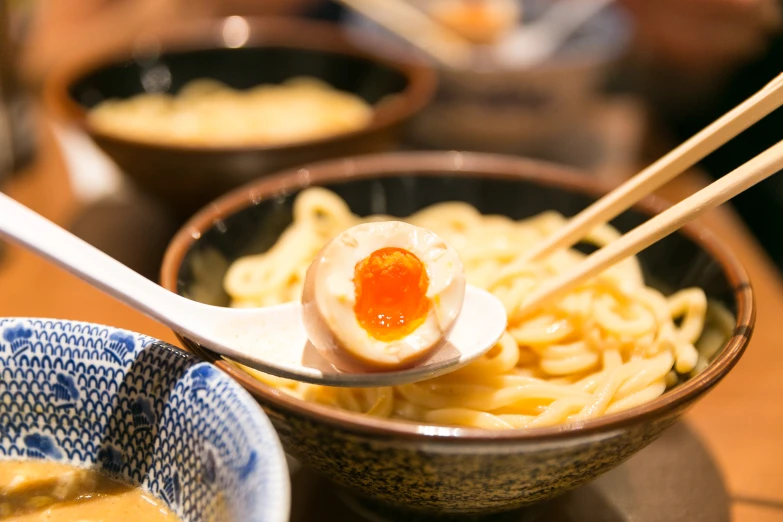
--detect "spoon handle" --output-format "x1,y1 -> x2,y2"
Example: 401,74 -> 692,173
0,192 -> 186,326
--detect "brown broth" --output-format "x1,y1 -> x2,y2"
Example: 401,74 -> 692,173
0,460 -> 180,521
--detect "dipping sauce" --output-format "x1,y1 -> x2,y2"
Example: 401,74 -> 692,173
0,460 -> 179,521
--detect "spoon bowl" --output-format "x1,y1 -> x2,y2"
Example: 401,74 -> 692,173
0,192 -> 506,386
193,285 -> 505,386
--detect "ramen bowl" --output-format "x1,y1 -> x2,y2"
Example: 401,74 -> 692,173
45,17 -> 436,216
161,152 -> 753,515
0,318 -> 290,522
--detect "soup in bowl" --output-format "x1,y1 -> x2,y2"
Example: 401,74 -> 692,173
161,152 -> 752,515
0,318 -> 290,521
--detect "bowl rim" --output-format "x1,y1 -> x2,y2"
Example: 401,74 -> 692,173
0,316 -> 291,522
43,16 -> 437,154
160,151 -> 754,442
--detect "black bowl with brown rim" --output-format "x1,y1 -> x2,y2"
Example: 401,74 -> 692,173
45,17 -> 436,217
161,152 -> 753,515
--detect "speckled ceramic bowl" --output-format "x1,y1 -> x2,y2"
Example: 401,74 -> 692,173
0,318 -> 290,522
160,152 -> 753,516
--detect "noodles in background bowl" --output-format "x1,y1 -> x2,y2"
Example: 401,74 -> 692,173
224,188 -> 731,430
87,77 -> 374,147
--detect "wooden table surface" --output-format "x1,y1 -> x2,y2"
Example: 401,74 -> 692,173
1,118 -> 782,521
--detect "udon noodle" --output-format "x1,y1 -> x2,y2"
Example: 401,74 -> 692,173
224,187 -> 719,429
88,77 -> 373,146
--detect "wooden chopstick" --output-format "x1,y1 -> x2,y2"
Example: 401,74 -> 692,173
522,137 -> 783,312
337,0 -> 476,69
522,72 -> 783,263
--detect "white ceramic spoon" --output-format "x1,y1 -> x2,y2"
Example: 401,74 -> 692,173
0,192 -> 507,386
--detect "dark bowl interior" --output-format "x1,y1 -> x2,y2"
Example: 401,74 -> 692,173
69,47 -> 408,115
175,173 -> 740,315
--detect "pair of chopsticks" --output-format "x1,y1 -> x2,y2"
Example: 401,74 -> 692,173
522,72 -> 783,312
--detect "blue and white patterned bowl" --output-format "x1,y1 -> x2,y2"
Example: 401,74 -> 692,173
0,318 -> 290,522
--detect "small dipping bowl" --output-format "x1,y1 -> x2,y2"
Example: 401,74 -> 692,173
0,318 -> 290,522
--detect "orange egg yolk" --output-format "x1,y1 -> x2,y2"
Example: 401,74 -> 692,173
353,247 -> 430,342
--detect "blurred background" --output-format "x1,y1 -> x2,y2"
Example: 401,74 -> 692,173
0,0 -> 781,276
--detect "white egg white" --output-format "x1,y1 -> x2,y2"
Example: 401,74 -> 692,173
301,221 -> 466,372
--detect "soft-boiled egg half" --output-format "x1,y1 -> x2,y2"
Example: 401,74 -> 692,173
301,221 -> 466,373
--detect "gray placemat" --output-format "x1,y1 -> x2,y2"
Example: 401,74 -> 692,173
290,422 -> 729,522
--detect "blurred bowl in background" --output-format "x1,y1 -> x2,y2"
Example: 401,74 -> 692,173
346,0 -> 631,164
45,17 -> 436,217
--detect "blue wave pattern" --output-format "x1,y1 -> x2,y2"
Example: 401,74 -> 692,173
0,319 -> 287,522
